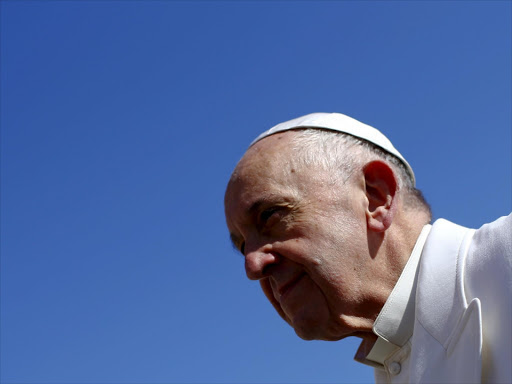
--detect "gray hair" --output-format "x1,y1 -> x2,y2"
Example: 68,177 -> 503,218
288,129 -> 431,216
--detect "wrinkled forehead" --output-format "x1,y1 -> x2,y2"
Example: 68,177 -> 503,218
232,130 -> 298,175
224,132 -> 303,213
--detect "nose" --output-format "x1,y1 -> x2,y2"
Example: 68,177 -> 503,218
245,245 -> 279,281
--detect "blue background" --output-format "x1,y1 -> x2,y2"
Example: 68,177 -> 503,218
1,1 -> 510,383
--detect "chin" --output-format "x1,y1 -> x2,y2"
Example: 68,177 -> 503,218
292,319 -> 334,341
292,318 -> 353,341
286,299 -> 341,341
294,328 -> 317,341
294,327 -> 346,341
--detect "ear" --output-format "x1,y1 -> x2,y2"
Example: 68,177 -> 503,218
363,161 -> 398,232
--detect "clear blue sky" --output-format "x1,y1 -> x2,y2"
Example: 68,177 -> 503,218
1,1 -> 510,383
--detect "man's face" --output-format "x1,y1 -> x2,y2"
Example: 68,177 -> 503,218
224,132 -> 378,341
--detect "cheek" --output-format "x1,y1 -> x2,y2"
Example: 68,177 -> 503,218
260,279 -> 290,325
286,276 -> 331,340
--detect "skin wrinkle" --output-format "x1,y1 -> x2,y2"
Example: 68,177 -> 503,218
225,130 -> 429,345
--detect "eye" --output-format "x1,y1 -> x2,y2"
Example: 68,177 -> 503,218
259,207 -> 280,226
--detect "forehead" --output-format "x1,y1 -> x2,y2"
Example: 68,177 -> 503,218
224,132 -> 339,227
236,132 -> 295,174
226,132 -> 300,205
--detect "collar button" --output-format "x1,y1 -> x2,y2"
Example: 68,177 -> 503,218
388,361 -> 401,375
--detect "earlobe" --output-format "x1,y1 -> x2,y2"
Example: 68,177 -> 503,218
363,161 -> 398,232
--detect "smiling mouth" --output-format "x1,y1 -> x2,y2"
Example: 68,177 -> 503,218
278,273 -> 306,301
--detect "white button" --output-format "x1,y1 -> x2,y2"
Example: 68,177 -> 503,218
389,361 -> 401,375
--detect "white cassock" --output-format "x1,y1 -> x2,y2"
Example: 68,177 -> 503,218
357,213 -> 512,383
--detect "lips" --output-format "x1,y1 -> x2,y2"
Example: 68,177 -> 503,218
277,273 -> 306,302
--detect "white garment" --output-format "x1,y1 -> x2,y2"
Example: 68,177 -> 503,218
371,214 -> 512,383
358,225 -> 431,369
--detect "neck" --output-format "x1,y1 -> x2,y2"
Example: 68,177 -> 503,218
364,210 -> 429,324
354,212 -> 428,360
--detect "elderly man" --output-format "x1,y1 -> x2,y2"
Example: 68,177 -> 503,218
224,113 -> 511,383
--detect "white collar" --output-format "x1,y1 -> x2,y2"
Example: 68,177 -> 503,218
358,224 -> 432,366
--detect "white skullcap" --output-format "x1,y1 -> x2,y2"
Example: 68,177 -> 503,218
251,112 -> 415,186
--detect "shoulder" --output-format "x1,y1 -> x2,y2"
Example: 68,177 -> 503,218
465,214 -> 512,383
466,213 -> 512,281
415,219 -> 474,344
470,213 -> 512,260
464,213 -> 512,305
